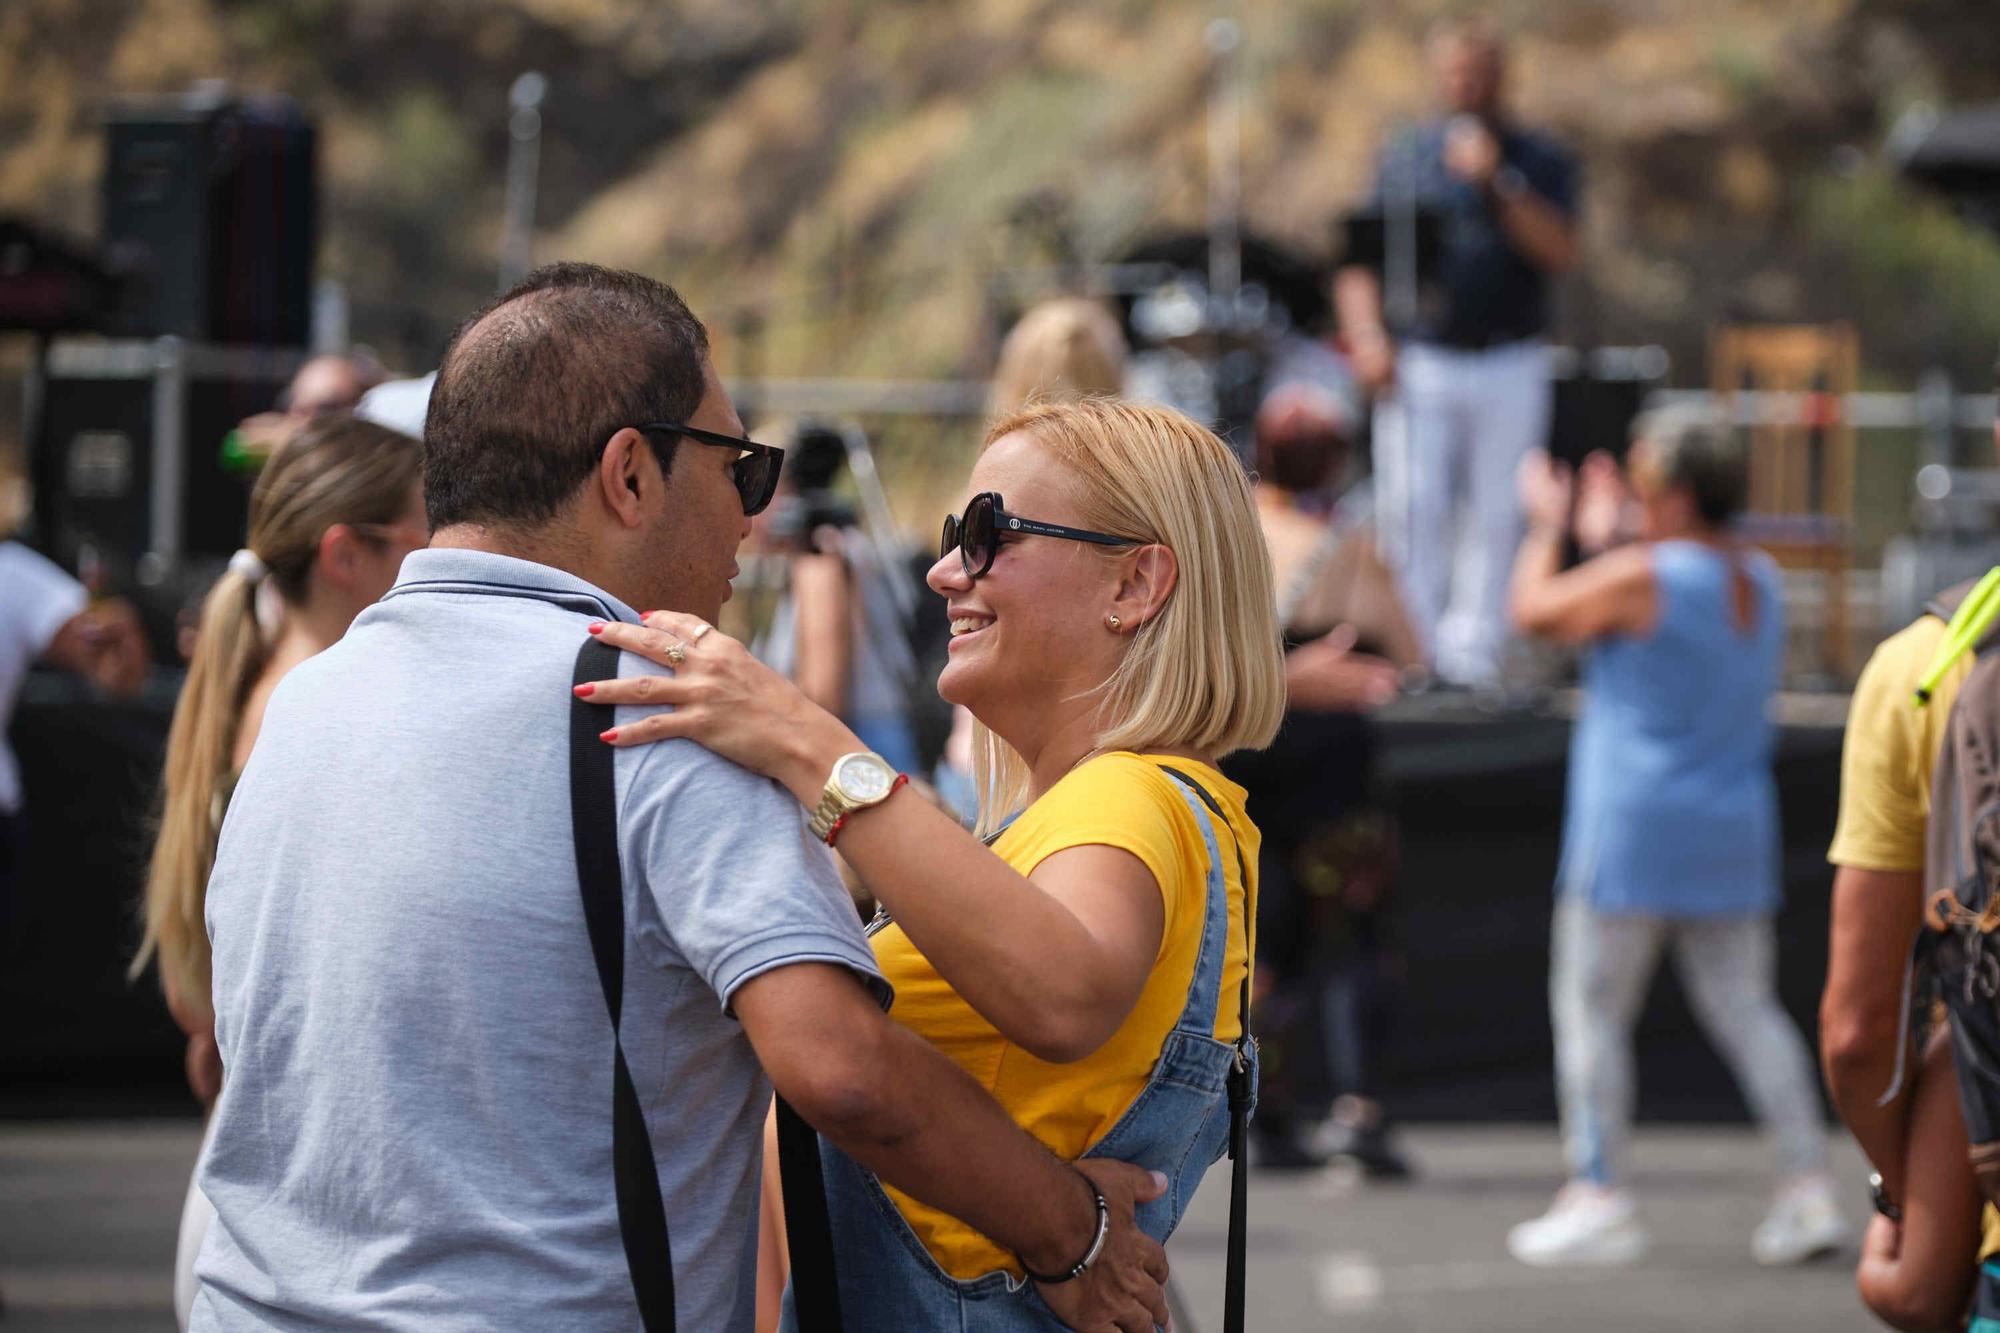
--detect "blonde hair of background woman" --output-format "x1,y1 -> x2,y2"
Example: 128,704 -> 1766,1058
133,414 -> 423,1023
988,298 -> 1128,418
971,400 -> 1286,832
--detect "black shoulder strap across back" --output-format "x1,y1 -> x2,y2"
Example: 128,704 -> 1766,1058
571,639 -> 677,1330
1157,765 -> 1255,1333
572,638 -> 843,1331
776,1099 -> 844,1329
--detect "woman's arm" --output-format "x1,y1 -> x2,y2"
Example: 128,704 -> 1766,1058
1344,533 -> 1426,671
1856,1026 -> 1982,1332
585,616 -> 1166,1063
837,797 -> 1167,1063
1509,534 -> 1657,646
161,969 -> 222,1107
788,551 -> 851,717
1509,451 -> 1656,646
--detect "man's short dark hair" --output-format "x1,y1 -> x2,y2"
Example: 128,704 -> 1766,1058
423,263 -> 711,530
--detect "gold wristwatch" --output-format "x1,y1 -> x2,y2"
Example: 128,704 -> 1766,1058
808,751 -> 902,844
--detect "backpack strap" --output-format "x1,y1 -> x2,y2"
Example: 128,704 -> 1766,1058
1917,569 -> 2000,707
571,639 -> 677,1330
1925,574 -> 1989,625
1156,765 -> 1255,1333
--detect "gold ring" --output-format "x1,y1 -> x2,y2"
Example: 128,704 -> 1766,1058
689,622 -> 713,642
665,641 -> 687,667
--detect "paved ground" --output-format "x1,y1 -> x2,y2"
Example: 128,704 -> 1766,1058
1167,1125 -> 1878,1332
0,1119 -> 1881,1331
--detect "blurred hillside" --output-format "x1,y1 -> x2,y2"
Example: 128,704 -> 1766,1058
6,0 -> 2000,390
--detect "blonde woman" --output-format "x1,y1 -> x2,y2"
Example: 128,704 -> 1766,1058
580,400 -> 1284,1328
989,298 -> 1128,419
133,414 -> 425,1331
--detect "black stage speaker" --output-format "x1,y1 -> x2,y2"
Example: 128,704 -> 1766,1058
102,90 -> 315,346
29,339 -> 301,588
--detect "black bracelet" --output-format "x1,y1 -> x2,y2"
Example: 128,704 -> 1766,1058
1021,1182 -> 1110,1284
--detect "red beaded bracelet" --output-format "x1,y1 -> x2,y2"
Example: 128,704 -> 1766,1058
824,773 -> 909,848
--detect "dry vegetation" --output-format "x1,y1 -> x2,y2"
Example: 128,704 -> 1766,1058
4,0 -> 2000,391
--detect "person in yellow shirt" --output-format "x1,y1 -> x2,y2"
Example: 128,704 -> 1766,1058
584,399 -> 1286,1330
1825,373 -> 2000,1329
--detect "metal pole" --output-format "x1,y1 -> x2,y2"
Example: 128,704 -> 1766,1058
1917,366 -> 1956,472
838,425 -> 918,627
1205,14 -> 1243,309
498,71 -> 547,291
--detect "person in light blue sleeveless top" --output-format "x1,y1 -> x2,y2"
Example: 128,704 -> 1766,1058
1560,537 -> 1784,918
1502,409 -> 1845,1271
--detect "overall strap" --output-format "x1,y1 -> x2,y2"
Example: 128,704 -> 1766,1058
1158,775 -> 1235,1038
571,639 -> 677,1331
1156,765 -> 1254,1333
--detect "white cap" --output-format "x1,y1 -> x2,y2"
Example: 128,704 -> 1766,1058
355,372 -> 436,442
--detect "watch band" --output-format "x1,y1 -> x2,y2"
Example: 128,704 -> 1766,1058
807,787 -> 847,842
825,774 -> 908,848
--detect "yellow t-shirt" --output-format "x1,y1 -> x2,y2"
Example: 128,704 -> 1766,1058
1827,614 -> 1969,871
871,752 -> 1257,1281
1824,614 -> 1999,1258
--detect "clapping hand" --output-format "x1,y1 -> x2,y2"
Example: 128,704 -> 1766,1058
1515,449 -> 1574,536
1572,450 -> 1634,555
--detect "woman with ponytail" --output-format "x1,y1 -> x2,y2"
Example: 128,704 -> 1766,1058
134,412 -> 425,1331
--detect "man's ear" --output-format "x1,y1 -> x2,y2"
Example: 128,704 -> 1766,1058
596,427 -> 657,530
1110,543 -> 1178,631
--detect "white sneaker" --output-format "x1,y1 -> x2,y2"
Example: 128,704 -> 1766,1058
1752,1173 -> 1851,1266
1507,1183 -> 1649,1267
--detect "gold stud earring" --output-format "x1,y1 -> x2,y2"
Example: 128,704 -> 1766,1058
1107,614 -> 1122,632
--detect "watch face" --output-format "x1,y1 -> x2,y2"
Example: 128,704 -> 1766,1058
835,753 -> 895,802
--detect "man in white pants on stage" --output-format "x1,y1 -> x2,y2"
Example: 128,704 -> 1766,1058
1337,16 -> 1580,688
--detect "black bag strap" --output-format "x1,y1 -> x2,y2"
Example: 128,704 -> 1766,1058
775,1098 -> 844,1330
571,639 -> 677,1330
1157,766 -> 1254,1333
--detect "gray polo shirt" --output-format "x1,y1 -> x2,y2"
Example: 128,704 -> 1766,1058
192,548 -> 887,1332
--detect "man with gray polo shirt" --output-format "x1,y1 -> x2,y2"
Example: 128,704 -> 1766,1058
191,264 -> 1168,1332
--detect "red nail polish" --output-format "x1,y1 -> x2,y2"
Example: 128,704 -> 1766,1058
587,622 -> 605,634
573,683 -> 595,698
600,728 -> 619,742
640,610 -> 658,618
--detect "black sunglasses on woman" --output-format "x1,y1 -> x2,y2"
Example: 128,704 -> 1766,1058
939,490 -> 1138,580
633,421 -> 786,516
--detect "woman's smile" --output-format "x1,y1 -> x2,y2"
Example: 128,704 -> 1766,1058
947,611 -> 996,648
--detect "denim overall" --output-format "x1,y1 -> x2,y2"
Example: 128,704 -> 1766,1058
781,772 -> 1257,1331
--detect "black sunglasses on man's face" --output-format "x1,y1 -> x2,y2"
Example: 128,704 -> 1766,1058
939,491 -> 1138,579
632,421 -> 786,517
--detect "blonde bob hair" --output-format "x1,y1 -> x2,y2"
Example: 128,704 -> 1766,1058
988,298 -> 1128,419
970,400 -> 1285,831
